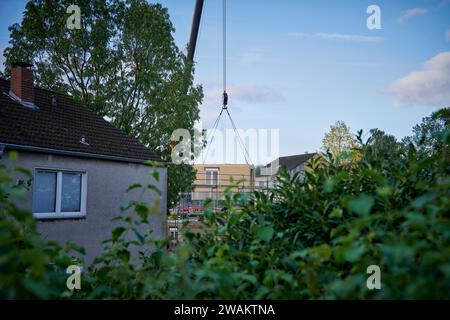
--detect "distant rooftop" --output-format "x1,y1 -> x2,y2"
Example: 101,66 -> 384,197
257,153 -> 317,176
278,153 -> 316,171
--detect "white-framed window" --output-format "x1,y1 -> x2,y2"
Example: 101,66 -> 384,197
205,168 -> 219,186
32,169 -> 87,219
169,227 -> 178,241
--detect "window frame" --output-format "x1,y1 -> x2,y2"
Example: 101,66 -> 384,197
32,168 -> 88,220
204,168 -> 219,186
169,227 -> 179,241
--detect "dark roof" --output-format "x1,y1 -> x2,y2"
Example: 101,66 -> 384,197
12,61 -> 33,67
0,78 -> 162,162
255,153 -> 317,177
278,153 -> 316,172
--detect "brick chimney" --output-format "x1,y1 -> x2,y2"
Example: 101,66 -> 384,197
10,61 -> 34,104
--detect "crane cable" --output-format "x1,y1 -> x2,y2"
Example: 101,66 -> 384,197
201,108 -> 224,163
223,0 -> 226,94
225,108 -> 252,165
202,0 -> 253,166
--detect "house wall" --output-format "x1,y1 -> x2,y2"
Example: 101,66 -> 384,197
1,150 -> 167,264
258,158 -> 280,189
260,158 -> 279,176
194,164 -> 253,188
254,175 -> 273,188
289,163 -> 306,177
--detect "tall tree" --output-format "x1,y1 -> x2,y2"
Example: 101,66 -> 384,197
321,120 -> 357,156
402,108 -> 449,155
3,0 -> 204,208
366,128 -> 402,160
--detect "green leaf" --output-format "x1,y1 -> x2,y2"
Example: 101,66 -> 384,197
256,226 -> 274,243
290,250 -> 309,260
117,249 -> 130,262
112,227 -> 126,242
329,208 -> 343,218
412,194 -> 434,208
344,243 -> 366,263
120,201 -> 135,212
147,184 -> 162,195
132,228 -> 145,244
9,151 -> 18,161
65,241 -> 86,255
135,203 -> 149,221
348,195 -> 374,216
151,170 -> 160,182
239,273 -> 258,285
126,183 -> 142,192
22,278 -> 51,299
13,166 -> 31,177
324,178 -> 334,193
311,244 -> 332,260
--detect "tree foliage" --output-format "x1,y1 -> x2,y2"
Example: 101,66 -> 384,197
366,128 -> 402,159
402,108 -> 449,155
321,120 -> 357,156
3,0 -> 203,208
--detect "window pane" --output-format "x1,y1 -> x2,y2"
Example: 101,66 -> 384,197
205,171 -> 212,185
33,171 -> 56,213
205,169 -> 219,185
61,173 -> 82,212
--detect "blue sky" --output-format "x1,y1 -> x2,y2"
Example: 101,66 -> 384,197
1,0 -> 450,163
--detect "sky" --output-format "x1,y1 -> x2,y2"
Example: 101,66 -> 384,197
1,0 -> 449,164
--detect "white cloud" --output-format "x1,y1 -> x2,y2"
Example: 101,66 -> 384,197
240,48 -> 265,63
203,84 -> 284,106
199,83 -> 285,127
199,107 -> 220,127
396,8 -> 429,23
231,84 -> 285,103
387,51 -> 450,107
289,32 -> 384,43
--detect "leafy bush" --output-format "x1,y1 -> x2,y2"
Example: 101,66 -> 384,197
171,128 -> 449,299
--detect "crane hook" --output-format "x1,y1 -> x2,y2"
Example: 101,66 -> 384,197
222,91 -> 228,109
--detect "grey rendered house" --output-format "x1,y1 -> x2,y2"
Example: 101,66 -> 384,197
0,63 -> 167,263
255,153 -> 316,188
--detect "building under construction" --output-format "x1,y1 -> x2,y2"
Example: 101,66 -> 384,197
168,163 -> 255,244
168,153 -> 317,244
174,163 -> 255,213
